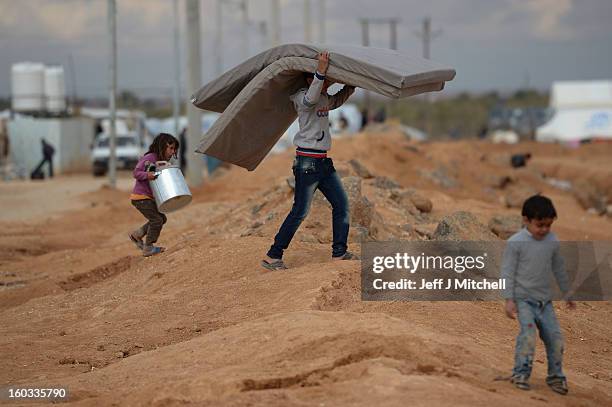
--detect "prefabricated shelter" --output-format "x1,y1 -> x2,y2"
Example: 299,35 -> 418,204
536,80 -> 612,143
8,116 -> 94,176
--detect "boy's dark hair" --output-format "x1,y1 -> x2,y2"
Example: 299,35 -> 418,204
303,72 -> 315,81
522,194 -> 557,220
148,133 -> 179,159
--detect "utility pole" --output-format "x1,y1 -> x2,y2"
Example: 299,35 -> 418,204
360,17 -> 400,49
318,0 -> 326,43
259,21 -> 268,51
304,0 -> 312,43
414,17 -> 441,138
360,19 -> 370,114
241,0 -> 248,59
186,0 -> 204,186
172,0 -> 181,141
107,0 -> 117,188
389,19 -> 398,50
415,17 -> 440,60
215,0 -> 223,75
360,19 -> 369,46
359,17 -> 400,116
270,0 -> 280,46
67,53 -> 78,110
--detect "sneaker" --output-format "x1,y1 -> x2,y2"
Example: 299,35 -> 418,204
332,251 -> 360,261
547,377 -> 568,395
261,258 -> 288,271
129,233 -> 144,250
142,245 -> 165,257
511,375 -> 531,391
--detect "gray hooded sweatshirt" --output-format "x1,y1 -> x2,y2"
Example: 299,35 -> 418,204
291,71 -> 355,151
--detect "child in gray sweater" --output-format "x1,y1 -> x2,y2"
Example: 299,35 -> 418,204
501,195 -> 575,394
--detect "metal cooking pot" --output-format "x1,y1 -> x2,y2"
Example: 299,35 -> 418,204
149,161 -> 192,213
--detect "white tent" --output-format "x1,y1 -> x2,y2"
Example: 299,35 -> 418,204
536,109 -> 612,143
537,80 -> 612,143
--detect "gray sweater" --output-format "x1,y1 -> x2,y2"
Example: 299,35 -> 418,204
291,72 -> 355,151
501,228 -> 570,301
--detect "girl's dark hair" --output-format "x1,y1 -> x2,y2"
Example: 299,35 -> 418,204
522,194 -> 557,220
148,133 -> 179,160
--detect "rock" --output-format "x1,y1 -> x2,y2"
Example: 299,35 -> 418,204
503,185 -> 539,208
373,176 -> 400,190
351,196 -> 375,228
433,211 -> 499,241
299,233 -> 319,243
573,179 -> 608,214
348,226 -> 369,243
348,159 -> 374,179
483,174 -> 513,189
410,193 -> 433,213
404,145 -> 421,154
401,223 -> 414,234
390,188 -> 432,213
488,215 -> 522,239
418,166 -> 458,189
286,176 -> 295,190
251,203 -> 265,215
342,176 -> 362,202
414,224 -> 436,239
334,162 -> 352,178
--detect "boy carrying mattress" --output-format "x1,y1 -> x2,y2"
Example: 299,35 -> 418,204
262,51 -> 359,270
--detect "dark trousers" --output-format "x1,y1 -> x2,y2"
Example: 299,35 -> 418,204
32,157 -> 53,178
131,199 -> 167,246
267,156 -> 350,259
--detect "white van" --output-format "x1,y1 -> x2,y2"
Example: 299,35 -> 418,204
92,131 -> 145,177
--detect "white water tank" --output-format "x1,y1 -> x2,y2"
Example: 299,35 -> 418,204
11,62 -> 45,112
44,66 -> 66,112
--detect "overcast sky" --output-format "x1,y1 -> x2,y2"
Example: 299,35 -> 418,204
1,0 -> 611,99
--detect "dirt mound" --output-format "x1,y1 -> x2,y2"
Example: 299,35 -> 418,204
434,211 -> 500,241
2,130 -> 612,406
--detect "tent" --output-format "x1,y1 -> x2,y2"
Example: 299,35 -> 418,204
536,109 -> 612,143
536,80 -> 612,143
192,44 -> 456,170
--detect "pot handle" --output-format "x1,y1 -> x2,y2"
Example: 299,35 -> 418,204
156,160 -> 169,169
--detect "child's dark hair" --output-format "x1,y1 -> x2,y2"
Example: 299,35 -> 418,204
148,133 -> 179,160
522,194 -> 557,220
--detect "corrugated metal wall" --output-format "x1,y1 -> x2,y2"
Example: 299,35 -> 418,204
8,117 -> 94,176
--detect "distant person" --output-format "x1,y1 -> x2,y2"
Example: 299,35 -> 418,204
128,133 -> 179,257
338,115 -> 349,132
478,125 -> 488,139
500,195 -> 575,395
360,108 -> 369,130
511,153 -> 531,168
179,127 -> 187,173
30,138 -> 55,179
262,51 -> 358,271
373,107 -> 386,123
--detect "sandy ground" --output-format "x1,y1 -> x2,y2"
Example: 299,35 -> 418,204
1,129 -> 611,406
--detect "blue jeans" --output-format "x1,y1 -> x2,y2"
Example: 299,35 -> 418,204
267,156 -> 350,259
513,299 -> 565,382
